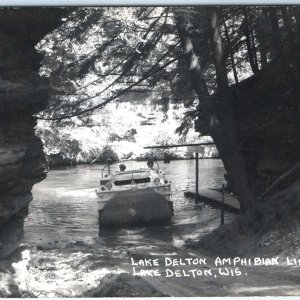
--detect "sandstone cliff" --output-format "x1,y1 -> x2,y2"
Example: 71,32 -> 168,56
0,8 -> 67,257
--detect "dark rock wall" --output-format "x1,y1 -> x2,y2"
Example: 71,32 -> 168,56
0,8 -> 67,257
232,50 -> 300,197
194,48 -> 300,201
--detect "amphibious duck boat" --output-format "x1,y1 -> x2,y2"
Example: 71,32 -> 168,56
95,161 -> 173,226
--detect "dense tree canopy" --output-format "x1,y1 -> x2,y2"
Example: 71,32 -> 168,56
37,6 -> 300,213
38,6 -> 299,119
38,8 -> 178,119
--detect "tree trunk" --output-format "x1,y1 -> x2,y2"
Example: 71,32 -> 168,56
223,15 -> 239,84
255,8 -> 268,68
243,8 -> 259,74
269,7 -> 281,56
175,9 -> 255,213
248,10 -> 259,70
210,8 -> 229,90
281,7 -> 294,48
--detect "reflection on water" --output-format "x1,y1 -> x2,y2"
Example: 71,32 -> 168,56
24,159 -> 236,249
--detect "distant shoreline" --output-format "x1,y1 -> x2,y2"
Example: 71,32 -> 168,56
47,156 -> 221,170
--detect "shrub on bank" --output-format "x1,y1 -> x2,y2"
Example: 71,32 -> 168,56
92,145 -> 119,163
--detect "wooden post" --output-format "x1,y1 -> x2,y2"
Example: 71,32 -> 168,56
195,152 -> 199,204
221,184 -> 225,225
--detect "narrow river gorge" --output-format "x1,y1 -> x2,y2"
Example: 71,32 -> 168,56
24,159 -> 235,249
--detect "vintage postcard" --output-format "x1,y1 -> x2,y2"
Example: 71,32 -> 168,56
0,5 -> 299,297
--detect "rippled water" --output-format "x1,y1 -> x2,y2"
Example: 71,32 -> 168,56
24,159 -> 235,248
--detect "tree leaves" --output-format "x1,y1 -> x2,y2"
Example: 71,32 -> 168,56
36,6 -> 297,126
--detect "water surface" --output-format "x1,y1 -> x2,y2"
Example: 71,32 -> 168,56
24,159 -> 235,249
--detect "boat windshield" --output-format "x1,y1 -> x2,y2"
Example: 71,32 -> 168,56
114,177 -> 151,186
114,168 -> 149,175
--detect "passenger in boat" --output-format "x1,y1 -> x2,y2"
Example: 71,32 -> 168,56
147,160 -> 154,169
147,160 -> 159,174
119,164 -> 126,171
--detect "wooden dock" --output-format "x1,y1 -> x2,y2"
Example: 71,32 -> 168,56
184,189 -> 240,213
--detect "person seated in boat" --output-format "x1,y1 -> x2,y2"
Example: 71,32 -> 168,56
119,163 -> 126,171
147,160 -> 158,174
147,160 -> 154,169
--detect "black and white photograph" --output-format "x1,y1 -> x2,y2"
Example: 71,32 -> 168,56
0,4 -> 299,297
